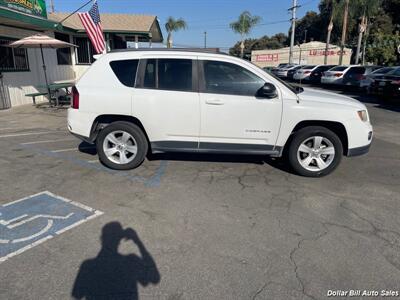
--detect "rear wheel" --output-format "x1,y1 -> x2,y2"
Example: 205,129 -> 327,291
288,126 -> 343,177
96,121 -> 148,170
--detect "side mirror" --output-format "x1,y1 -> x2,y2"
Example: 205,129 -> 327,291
258,82 -> 277,99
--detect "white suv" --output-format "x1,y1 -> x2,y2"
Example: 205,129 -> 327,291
68,49 -> 373,177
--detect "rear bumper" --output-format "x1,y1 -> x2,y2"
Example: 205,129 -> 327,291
347,143 -> 371,157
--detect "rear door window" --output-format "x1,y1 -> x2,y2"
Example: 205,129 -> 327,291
109,59 -> 139,87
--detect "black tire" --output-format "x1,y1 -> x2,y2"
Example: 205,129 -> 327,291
287,126 -> 343,177
96,121 -> 148,170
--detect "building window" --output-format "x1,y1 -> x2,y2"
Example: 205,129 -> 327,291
74,37 -> 95,65
0,37 -> 29,72
55,32 -> 72,65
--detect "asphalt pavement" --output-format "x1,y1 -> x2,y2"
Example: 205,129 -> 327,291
0,89 -> 399,300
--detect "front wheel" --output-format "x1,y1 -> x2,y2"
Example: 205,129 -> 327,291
96,121 -> 148,170
287,126 -> 343,177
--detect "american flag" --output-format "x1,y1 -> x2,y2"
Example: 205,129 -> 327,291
78,1 -> 105,54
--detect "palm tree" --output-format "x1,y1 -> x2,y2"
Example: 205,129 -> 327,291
354,0 -> 381,64
165,17 -> 187,48
323,0 -> 338,64
230,11 -> 261,58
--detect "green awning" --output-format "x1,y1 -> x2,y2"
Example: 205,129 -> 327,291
0,7 -> 75,33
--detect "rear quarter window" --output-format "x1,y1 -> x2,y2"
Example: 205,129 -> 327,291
109,59 -> 139,87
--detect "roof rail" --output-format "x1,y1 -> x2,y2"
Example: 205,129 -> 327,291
108,48 -> 228,55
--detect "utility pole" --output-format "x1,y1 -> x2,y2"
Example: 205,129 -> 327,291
204,31 -> 207,49
50,0 -> 55,13
339,0 -> 349,65
288,0 -> 300,64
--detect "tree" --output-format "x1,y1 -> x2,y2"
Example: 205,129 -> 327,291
322,0 -> 339,64
165,17 -> 187,48
230,11 -> 261,58
229,33 -> 289,58
366,33 -> 400,65
354,0 -> 381,64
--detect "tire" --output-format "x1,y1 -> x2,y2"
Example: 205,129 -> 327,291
96,121 -> 148,170
287,126 -> 343,177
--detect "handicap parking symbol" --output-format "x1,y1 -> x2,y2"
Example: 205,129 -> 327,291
0,191 -> 103,263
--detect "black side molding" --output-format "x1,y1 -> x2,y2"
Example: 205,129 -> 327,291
347,144 -> 371,157
151,141 -> 282,156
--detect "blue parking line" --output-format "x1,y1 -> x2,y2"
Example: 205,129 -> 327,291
19,144 -> 168,187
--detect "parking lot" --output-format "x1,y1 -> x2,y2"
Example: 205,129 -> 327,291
0,89 -> 399,299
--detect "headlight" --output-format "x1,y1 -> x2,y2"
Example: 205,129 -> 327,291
357,110 -> 368,122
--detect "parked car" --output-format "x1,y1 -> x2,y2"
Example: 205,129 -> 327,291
308,65 -> 336,84
359,66 -> 396,90
293,65 -> 317,81
68,49 -> 372,177
370,67 -> 400,99
321,65 -> 356,85
271,63 -> 290,75
262,66 -> 274,73
342,66 -> 382,88
275,64 -> 299,78
286,65 -> 304,81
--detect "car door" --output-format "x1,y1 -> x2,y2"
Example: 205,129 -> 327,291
198,58 -> 282,153
133,57 -> 200,151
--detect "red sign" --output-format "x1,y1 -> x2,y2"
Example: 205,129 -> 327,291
256,54 -> 279,62
309,50 -> 346,56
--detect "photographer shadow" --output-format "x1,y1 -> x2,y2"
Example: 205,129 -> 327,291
72,222 -> 160,300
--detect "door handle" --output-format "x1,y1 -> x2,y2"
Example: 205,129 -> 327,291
205,98 -> 224,105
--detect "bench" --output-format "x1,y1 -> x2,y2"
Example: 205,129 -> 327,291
25,92 -> 49,105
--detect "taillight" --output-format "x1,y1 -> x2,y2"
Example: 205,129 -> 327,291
391,80 -> 400,85
72,86 -> 79,109
304,71 -> 311,74
334,73 -> 343,77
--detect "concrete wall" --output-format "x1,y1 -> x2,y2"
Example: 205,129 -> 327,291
251,42 -> 352,67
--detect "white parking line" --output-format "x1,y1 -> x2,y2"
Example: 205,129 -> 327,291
21,138 -> 75,145
0,131 -> 55,138
51,146 -> 95,153
87,159 -> 99,163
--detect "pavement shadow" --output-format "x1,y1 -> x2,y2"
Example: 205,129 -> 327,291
72,222 -> 160,300
148,152 -> 266,165
78,141 -> 97,155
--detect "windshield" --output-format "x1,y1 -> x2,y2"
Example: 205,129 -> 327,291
387,68 -> 400,76
374,67 -> 395,75
302,65 -> 316,70
329,66 -> 347,71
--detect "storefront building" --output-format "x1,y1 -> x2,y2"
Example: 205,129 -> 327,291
0,0 -> 163,108
251,41 -> 352,68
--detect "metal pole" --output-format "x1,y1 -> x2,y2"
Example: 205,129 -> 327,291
289,0 -> 299,64
50,0 -> 55,13
204,31 -> 207,49
40,45 -> 53,105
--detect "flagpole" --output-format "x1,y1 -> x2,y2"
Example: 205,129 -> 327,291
54,0 -> 94,27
